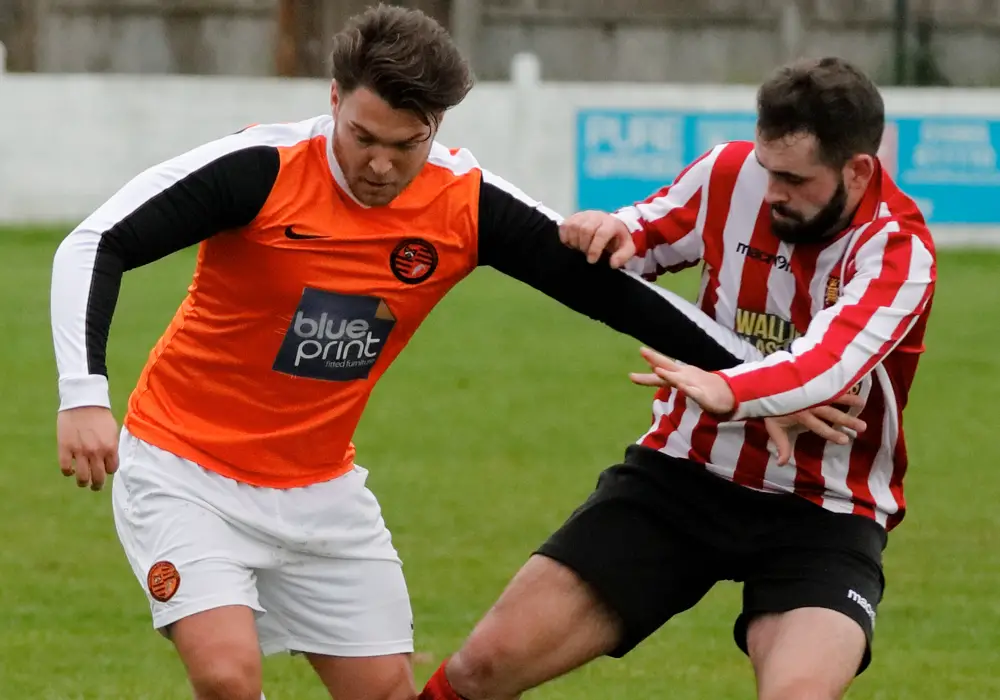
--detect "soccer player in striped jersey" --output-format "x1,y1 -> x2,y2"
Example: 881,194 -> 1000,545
48,7 -> 863,700
421,58 -> 935,700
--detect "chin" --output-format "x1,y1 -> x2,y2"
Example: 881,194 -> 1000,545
360,192 -> 397,207
351,183 -> 398,207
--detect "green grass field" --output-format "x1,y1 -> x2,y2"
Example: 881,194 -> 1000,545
2,226 -> 999,699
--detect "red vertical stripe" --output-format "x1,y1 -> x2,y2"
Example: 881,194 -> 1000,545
688,413 -> 720,465
636,187 -> 703,252
731,202 -> 778,489
699,144 -> 751,319
786,243 -> 828,503
847,383 -> 884,520
641,389 -> 687,451
885,352 -> 919,529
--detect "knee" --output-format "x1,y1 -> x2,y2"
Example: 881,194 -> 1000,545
365,665 -> 417,700
759,677 -> 842,700
447,633 -> 520,699
187,654 -> 262,700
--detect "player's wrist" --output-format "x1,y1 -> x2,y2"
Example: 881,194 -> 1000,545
58,375 -> 112,412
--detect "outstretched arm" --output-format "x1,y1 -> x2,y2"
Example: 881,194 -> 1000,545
473,168 -> 761,372
638,221 -> 935,419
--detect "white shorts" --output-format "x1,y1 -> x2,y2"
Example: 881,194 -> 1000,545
111,427 -> 413,658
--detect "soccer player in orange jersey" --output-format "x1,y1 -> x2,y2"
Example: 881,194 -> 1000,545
50,7 -> 858,700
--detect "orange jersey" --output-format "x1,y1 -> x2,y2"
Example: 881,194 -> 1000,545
51,116 -> 759,488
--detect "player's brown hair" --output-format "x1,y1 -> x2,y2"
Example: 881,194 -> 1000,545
330,4 -> 475,128
756,57 -> 885,167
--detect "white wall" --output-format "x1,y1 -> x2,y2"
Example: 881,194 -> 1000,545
3,68 -> 1000,246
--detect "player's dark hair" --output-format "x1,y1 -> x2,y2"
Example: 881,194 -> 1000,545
330,4 -> 475,129
756,56 -> 885,167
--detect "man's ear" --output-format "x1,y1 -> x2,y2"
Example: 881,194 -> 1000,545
846,153 -> 876,192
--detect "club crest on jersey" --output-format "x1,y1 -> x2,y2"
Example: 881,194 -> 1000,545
734,308 -> 802,355
273,288 -> 396,381
390,238 -> 438,284
824,275 -> 841,308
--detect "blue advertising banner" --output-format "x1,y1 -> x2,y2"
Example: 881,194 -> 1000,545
576,109 -> 1000,226
891,117 -> 1000,224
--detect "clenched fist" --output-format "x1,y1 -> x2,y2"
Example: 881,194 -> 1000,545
57,406 -> 120,491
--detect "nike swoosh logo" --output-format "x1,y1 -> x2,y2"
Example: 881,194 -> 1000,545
285,226 -> 326,240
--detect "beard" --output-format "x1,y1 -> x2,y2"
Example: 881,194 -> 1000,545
770,178 -> 849,244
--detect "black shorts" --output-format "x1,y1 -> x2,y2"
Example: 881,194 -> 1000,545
535,445 -> 887,675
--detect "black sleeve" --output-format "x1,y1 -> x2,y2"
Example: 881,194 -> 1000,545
53,144 -> 280,383
475,175 -> 745,372
97,145 -> 280,271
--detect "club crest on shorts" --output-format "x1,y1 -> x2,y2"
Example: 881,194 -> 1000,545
147,561 -> 180,602
390,238 -> 437,284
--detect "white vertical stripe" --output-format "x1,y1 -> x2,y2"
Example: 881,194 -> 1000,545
712,152 -> 767,327
709,421 -> 745,481
759,240 -> 798,487
810,238 -> 850,315
819,441 -> 856,514
765,240 -> 796,319
638,394 -> 677,444
665,395 -> 703,456
868,364 -> 900,526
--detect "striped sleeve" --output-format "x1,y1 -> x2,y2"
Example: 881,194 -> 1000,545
611,145 -> 721,279
475,168 -> 763,371
717,221 -> 936,419
50,138 -> 281,412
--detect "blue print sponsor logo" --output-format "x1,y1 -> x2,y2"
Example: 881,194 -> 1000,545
273,288 -> 396,381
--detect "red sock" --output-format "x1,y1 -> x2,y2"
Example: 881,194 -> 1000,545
419,660 -> 466,700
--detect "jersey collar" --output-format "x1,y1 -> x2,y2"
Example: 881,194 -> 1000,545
325,117 -> 371,209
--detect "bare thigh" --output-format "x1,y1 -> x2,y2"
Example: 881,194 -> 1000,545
748,607 -> 867,700
446,554 -> 623,700
169,605 -> 263,700
307,653 -> 416,700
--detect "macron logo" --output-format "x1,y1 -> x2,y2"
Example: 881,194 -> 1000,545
847,589 -> 876,627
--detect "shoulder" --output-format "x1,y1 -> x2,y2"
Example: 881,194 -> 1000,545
672,140 -> 757,190
851,178 -> 936,267
426,141 -> 483,178
234,115 -> 331,148
174,116 -> 331,163
879,178 -> 936,258
131,116 -> 328,184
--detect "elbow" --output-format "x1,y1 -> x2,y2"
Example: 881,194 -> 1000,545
53,227 -> 100,267
51,232 -> 81,291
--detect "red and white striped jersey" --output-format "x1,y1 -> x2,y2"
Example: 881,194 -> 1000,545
615,140 -> 936,530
